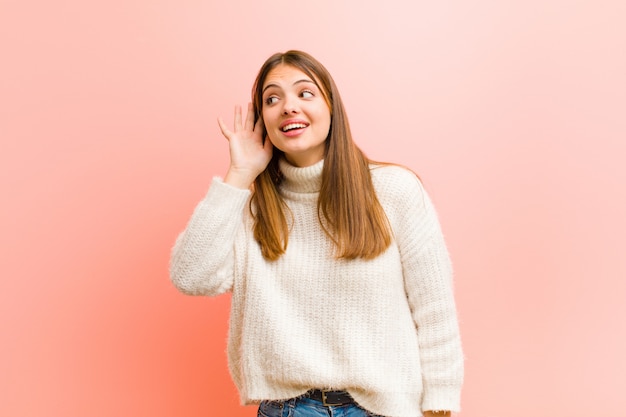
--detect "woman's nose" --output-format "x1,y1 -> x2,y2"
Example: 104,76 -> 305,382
282,96 -> 299,115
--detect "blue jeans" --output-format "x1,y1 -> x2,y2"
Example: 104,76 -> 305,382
257,395 -> 384,417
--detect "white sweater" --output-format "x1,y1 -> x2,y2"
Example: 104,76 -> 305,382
170,158 -> 463,417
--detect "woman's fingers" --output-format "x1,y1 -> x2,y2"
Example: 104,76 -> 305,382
219,104 -> 262,144
217,117 -> 231,140
244,102 -> 255,132
220,104 -> 257,136
233,105 -> 243,131
255,118 -> 266,143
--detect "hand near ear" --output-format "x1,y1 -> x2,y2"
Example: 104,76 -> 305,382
218,103 -> 273,189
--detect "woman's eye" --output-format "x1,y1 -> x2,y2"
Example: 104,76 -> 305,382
301,90 -> 314,98
265,96 -> 279,105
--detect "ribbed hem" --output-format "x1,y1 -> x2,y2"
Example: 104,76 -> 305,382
421,384 -> 462,413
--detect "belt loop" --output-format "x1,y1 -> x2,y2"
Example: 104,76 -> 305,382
284,398 -> 295,417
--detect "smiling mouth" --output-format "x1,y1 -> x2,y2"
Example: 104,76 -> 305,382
281,123 -> 308,132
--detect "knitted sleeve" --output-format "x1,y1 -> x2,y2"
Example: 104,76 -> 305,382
385,168 -> 464,412
169,178 -> 251,296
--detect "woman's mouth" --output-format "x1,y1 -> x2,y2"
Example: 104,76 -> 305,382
281,122 -> 308,132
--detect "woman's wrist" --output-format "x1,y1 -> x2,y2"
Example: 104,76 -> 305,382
223,167 -> 258,189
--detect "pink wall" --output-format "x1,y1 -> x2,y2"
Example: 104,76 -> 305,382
2,1 -> 625,416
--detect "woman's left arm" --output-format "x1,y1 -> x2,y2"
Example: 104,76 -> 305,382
390,169 -> 464,413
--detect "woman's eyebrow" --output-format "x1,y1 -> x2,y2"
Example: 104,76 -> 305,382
262,79 -> 315,94
293,79 -> 315,86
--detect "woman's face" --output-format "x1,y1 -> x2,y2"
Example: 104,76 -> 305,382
261,64 -> 331,167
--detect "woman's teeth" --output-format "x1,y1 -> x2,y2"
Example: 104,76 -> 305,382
281,123 -> 307,132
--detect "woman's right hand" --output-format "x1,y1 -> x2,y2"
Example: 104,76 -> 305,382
218,103 -> 273,189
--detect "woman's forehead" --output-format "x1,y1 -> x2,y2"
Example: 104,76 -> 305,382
263,64 -> 315,89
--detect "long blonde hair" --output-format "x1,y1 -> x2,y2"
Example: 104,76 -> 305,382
251,50 -> 392,260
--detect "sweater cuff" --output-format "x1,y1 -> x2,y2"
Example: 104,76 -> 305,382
205,176 -> 251,204
421,384 -> 462,413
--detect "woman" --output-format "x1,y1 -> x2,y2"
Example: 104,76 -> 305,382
170,50 -> 464,417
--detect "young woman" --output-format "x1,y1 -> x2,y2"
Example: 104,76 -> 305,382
170,50 -> 464,417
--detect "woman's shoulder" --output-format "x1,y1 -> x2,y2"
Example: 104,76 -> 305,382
369,162 -> 424,194
369,163 -> 436,222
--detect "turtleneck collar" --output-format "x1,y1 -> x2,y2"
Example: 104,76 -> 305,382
278,157 -> 324,197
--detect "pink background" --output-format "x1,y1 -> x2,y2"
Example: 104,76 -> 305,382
2,1 -> 625,416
